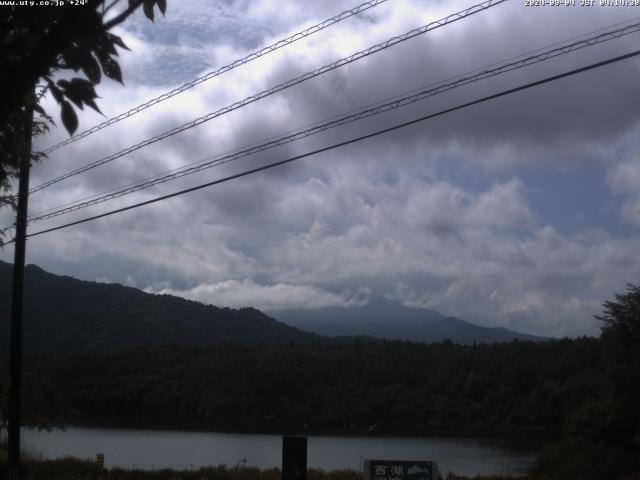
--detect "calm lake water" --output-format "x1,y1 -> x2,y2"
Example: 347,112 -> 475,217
22,427 -> 546,477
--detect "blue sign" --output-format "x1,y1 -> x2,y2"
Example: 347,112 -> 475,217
365,460 -> 437,480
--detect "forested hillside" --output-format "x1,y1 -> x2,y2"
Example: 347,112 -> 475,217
0,262 -> 320,352
0,262 -> 546,351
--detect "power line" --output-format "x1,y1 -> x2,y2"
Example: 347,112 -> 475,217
40,0 -> 391,155
14,48 -> 640,242
25,20 -> 640,224
29,0 -> 506,194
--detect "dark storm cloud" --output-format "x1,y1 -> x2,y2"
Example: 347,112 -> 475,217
262,7 -> 640,157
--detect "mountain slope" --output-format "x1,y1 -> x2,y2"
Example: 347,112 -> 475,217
272,298 -> 547,344
0,261 -> 321,353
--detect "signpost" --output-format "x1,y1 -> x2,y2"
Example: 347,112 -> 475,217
282,436 -> 307,480
363,460 -> 440,480
96,453 -> 105,480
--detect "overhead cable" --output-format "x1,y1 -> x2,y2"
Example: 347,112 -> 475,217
41,0 -> 391,154
26,20 -> 640,224
29,0 -> 507,194
15,48 -> 640,242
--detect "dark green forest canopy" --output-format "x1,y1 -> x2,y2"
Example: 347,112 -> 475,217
9,338 -> 603,433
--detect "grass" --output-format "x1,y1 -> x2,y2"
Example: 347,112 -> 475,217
0,457 -> 530,480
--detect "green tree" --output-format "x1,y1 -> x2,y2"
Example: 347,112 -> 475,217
538,285 -> 640,480
0,0 -> 167,244
1,0 -> 169,436
0,366 -> 69,441
596,284 -> 640,453
598,284 -> 640,360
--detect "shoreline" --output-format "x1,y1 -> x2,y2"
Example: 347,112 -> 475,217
49,420 -> 559,441
0,455 -> 526,480
18,428 -> 541,477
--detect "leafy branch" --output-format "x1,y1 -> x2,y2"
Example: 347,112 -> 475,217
0,0 -> 168,245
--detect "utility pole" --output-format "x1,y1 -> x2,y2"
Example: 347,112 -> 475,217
7,98 -> 34,480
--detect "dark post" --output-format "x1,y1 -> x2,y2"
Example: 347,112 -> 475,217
282,436 -> 307,480
7,101 -> 34,480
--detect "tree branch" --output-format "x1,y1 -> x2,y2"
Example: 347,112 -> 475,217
103,0 -> 142,30
102,0 -> 122,19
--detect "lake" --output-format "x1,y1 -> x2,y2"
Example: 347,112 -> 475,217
22,427 -> 546,477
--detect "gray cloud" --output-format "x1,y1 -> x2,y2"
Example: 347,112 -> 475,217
607,156 -> 640,227
4,0 -> 640,339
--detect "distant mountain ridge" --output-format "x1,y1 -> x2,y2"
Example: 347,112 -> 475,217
0,261 -> 545,353
0,261 -> 321,353
272,297 -> 547,344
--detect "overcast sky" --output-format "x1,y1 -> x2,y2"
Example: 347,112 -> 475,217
3,0 -> 640,337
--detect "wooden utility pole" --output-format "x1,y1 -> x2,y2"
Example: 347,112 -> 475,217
7,100 -> 34,480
